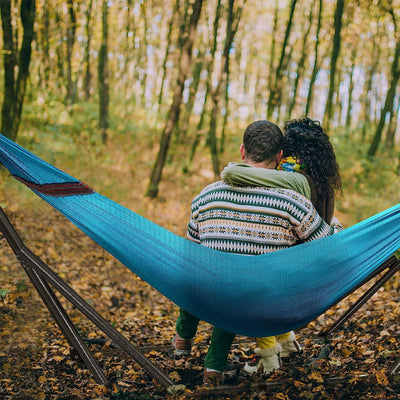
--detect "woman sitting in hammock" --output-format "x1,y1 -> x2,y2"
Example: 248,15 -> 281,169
221,117 -> 342,376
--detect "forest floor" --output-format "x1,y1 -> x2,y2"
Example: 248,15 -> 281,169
0,128 -> 400,399
1,196 -> 399,400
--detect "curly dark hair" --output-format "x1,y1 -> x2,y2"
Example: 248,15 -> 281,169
243,120 -> 284,163
283,118 -> 342,198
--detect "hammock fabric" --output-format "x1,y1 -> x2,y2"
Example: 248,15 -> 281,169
0,134 -> 399,337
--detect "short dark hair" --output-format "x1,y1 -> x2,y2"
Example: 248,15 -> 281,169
243,120 -> 283,163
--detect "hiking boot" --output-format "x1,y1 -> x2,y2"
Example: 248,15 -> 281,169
172,334 -> 192,356
244,344 -> 282,376
203,363 -> 237,386
203,369 -> 224,386
278,331 -> 302,358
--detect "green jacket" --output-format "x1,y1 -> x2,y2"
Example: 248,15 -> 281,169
221,162 -> 311,199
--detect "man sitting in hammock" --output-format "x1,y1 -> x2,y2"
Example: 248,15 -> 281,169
173,119 -> 342,385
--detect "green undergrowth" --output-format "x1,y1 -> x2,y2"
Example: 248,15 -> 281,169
1,98 -> 399,228
331,127 -> 400,227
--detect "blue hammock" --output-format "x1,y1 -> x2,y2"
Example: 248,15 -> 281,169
0,134 -> 399,337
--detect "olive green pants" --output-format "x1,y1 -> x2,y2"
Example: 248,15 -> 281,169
176,308 -> 235,372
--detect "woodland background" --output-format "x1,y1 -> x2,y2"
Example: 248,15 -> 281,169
0,0 -> 400,399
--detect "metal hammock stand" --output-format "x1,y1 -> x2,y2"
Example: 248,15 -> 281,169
0,205 -> 399,393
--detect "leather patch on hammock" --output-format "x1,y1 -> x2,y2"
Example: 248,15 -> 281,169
13,176 -> 95,197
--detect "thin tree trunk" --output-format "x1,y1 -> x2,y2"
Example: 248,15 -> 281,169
267,0 -> 297,119
179,0 -> 190,49
253,68 -> 263,119
121,0 -> 137,102
56,10 -> 64,85
305,0 -> 322,116
40,2 -> 50,89
334,69 -> 343,125
140,2 -> 148,106
66,0 -> 76,104
288,5 -> 313,119
362,20 -> 381,140
221,0 -> 245,154
189,0 -> 222,164
323,0 -> 345,130
266,0 -> 279,119
0,0 -> 16,138
345,49 -> 357,128
179,54 -> 203,135
158,0 -> 180,107
278,39 -> 296,120
146,0 -> 203,198
386,96 -> 399,149
98,0 -> 109,143
368,39 -> 400,156
83,0 -> 93,101
0,0 -> 35,141
208,0 -> 244,175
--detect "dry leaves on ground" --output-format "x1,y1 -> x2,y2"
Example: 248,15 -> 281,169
0,202 -> 399,400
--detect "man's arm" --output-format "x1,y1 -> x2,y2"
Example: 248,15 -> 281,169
221,162 -> 311,200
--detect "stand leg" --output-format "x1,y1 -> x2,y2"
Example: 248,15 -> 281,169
18,247 -> 174,389
0,207 -> 174,390
22,262 -> 107,385
391,358 -> 400,375
323,259 -> 400,336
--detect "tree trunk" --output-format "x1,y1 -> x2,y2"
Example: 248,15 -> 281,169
120,0 -> 137,102
345,50 -> 357,128
179,0 -> 190,49
362,20 -> 381,140
179,54 -> 203,135
287,5 -> 313,119
0,0 -> 35,141
56,10 -> 64,84
267,0 -> 297,119
208,0 -> 244,175
189,0 -> 222,164
220,0 -> 245,155
158,0 -> 180,107
323,0 -> 345,130
83,0 -> 93,101
39,2 -> 50,90
305,0 -> 322,116
334,69 -> 343,125
368,39 -> 400,156
140,2 -> 148,106
98,0 -> 109,143
386,96 -> 399,149
66,0 -> 76,104
266,0 -> 279,119
146,0 -> 203,198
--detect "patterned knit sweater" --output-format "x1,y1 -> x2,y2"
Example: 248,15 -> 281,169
187,181 -> 337,255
